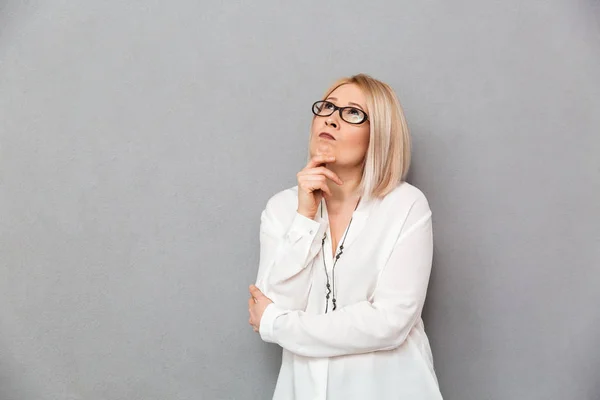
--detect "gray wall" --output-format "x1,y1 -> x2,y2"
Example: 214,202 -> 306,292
1,1 -> 598,399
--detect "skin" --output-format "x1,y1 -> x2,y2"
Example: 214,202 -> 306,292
249,83 -> 371,333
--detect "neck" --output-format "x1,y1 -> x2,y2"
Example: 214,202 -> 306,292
323,163 -> 363,211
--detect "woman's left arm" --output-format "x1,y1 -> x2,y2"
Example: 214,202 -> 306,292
258,198 -> 433,358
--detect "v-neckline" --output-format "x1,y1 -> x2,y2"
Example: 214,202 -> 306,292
327,222 -> 348,259
319,197 -> 372,260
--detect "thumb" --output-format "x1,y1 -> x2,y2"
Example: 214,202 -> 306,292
249,285 -> 265,299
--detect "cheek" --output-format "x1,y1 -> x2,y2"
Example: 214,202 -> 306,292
349,127 -> 370,149
309,119 -> 320,143
341,128 -> 369,160
310,117 -> 320,134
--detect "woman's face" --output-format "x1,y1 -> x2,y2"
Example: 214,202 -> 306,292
310,83 -> 370,169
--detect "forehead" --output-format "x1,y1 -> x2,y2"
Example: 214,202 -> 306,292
326,83 -> 366,108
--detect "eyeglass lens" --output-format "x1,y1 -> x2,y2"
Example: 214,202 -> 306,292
313,101 -> 366,124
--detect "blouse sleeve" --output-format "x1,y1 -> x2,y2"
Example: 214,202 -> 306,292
254,194 -> 329,311
258,196 -> 433,358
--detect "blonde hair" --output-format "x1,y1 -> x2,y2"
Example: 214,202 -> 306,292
307,73 -> 411,201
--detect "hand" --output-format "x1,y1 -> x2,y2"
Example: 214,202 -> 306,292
248,285 -> 274,333
296,155 -> 343,219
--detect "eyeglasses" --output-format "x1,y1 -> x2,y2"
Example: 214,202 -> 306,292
312,100 -> 369,125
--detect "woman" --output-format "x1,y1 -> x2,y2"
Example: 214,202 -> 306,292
248,73 -> 443,399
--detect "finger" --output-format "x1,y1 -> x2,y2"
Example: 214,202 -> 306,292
249,285 -> 264,299
306,155 -> 336,169
300,166 -> 343,185
301,176 -> 332,197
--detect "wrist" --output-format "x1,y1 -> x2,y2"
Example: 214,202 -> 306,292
296,209 -> 316,220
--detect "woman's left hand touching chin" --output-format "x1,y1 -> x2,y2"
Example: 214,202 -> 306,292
248,285 -> 274,333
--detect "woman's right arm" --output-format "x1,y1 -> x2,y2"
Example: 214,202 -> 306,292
254,194 -> 329,311
254,154 -> 341,311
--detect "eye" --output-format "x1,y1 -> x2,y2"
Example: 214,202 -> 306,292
323,101 -> 335,110
348,108 -> 361,116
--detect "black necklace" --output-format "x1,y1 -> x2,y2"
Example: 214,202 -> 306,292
320,196 -> 361,312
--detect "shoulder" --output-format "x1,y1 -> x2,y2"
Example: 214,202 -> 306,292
259,185 -> 301,232
377,182 -> 432,230
381,181 -> 431,213
263,185 -> 299,212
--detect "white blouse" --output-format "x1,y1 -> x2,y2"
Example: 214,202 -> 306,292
255,181 -> 443,400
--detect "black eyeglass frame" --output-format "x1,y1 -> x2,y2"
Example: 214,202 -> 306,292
311,100 -> 369,125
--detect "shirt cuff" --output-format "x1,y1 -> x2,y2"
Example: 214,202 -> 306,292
259,302 -> 287,344
286,212 -> 329,254
287,212 -> 325,239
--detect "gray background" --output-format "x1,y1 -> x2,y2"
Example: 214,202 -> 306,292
1,1 -> 599,399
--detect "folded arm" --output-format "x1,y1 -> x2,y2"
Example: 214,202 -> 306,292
259,198 -> 433,358
254,194 -> 328,311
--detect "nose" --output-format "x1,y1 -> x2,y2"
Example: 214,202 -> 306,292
325,117 -> 338,129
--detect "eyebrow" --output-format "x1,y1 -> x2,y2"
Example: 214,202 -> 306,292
325,97 -> 366,111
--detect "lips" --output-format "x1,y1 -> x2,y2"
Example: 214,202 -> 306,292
319,132 -> 335,140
